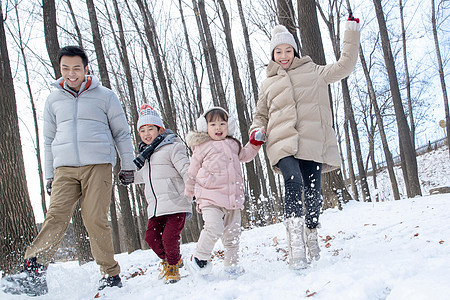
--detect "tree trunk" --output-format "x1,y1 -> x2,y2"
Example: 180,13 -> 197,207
135,0 -> 177,131
110,188 -> 121,254
317,1 -> 370,202
217,0 -> 264,226
359,46 -> 400,200
297,0 -> 352,207
191,0 -> 218,106
13,5 -> 47,216
277,0 -> 302,55
431,0 -> 450,157
344,118 -> 359,200
86,0 -> 140,252
342,78 -> 371,201
42,0 -> 61,79
0,6 -> 38,274
197,0 -> 228,110
65,0 -> 84,48
399,0 -> 415,150
114,160 -> 141,252
178,0 -> 202,110
372,0 -> 421,197
111,0 -> 140,142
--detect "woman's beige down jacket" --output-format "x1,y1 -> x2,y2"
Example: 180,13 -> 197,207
250,29 -> 360,173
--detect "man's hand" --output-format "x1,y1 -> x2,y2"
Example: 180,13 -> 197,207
118,170 -> 134,185
46,178 -> 53,196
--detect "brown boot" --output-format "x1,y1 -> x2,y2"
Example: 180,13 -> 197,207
164,264 -> 181,284
157,260 -> 168,280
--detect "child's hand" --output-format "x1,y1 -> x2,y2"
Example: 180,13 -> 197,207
249,129 -> 266,146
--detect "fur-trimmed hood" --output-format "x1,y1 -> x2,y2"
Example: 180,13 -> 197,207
186,131 -> 212,148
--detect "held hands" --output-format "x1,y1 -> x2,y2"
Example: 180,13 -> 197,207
118,170 -> 134,185
249,129 -> 266,146
46,178 -> 53,196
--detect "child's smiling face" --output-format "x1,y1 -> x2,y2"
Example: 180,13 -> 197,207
139,124 -> 163,145
207,118 -> 228,141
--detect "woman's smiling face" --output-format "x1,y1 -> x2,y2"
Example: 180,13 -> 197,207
273,44 -> 295,69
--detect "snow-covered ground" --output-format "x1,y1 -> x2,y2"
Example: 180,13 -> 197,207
2,147 -> 449,300
366,145 -> 450,200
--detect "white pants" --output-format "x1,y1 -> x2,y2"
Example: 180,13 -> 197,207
194,205 -> 241,266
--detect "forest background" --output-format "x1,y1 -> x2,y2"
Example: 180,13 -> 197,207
0,0 -> 449,274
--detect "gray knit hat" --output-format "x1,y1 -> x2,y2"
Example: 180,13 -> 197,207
137,104 -> 164,131
270,25 -> 298,53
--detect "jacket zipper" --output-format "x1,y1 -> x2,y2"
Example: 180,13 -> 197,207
72,92 -> 81,166
148,162 -> 158,218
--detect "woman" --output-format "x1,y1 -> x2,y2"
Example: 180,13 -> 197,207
250,15 -> 361,270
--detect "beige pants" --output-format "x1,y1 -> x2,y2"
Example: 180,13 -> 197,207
25,164 -> 120,276
194,205 -> 241,266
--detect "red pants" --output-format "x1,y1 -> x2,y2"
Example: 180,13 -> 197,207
144,213 -> 186,265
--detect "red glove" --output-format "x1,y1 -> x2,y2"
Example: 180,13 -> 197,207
348,13 -> 359,23
249,130 -> 266,146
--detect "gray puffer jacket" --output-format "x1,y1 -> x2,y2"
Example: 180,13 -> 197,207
44,75 -> 135,179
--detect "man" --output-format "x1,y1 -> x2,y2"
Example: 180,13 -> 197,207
3,46 -> 135,296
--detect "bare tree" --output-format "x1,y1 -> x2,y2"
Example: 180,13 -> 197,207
359,45 -> 401,200
399,0 -> 415,150
431,0 -> 450,157
0,3 -> 38,274
42,0 -> 94,264
135,0 -> 177,131
238,0 -> 281,220
42,0 -> 61,79
372,0 -> 421,197
277,0 -> 302,55
217,0 -> 265,226
86,0 -> 141,252
8,2 -> 47,216
317,0 -> 371,202
196,0 -> 228,110
178,0 -> 202,110
297,0 -> 352,208
65,0 -> 83,48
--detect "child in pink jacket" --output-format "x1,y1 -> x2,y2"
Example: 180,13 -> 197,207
184,107 -> 265,277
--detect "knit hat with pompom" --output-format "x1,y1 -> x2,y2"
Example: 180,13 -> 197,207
137,104 -> 164,131
269,25 -> 298,54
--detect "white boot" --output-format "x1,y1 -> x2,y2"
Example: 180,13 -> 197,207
304,226 -> 321,261
284,217 -> 308,270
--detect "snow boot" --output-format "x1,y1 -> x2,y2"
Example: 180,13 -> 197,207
186,255 -> 212,276
164,264 -> 181,284
1,257 -> 48,296
98,274 -> 122,290
158,259 -> 168,280
284,217 -> 308,270
305,226 -> 321,261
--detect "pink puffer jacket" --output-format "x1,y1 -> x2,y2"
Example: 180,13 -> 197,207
184,132 -> 260,211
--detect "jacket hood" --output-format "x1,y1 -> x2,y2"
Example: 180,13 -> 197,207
52,75 -> 100,92
266,56 -> 312,77
186,131 -> 211,148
